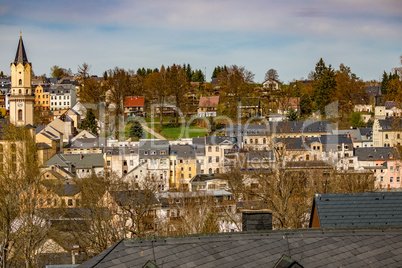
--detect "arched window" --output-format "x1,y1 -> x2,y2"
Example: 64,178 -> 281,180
18,79 -> 22,85
18,109 -> 23,121
209,168 -> 212,174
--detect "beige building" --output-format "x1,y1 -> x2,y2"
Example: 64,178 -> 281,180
373,118 -> 402,147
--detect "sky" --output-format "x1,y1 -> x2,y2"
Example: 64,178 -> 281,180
0,0 -> 401,83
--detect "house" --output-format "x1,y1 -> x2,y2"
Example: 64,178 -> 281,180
197,96 -> 219,117
169,144 -> 199,190
354,147 -> 401,189
262,78 -> 281,91
373,117 -> 402,147
124,96 -> 145,118
63,138 -> 105,155
309,192 -> 402,228
49,84 -> 77,111
34,84 -> 51,111
43,153 -> 104,178
193,136 -> 238,175
226,120 -> 333,150
47,118 -> 75,143
104,146 -> 139,177
61,109 -> 81,129
190,173 -> 228,191
138,140 -> 170,191
335,128 -> 373,148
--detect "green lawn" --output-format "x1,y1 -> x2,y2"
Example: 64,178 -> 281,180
159,125 -> 207,140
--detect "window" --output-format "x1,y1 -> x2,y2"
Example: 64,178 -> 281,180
208,157 -> 212,163
189,167 -> 191,171
19,79 -> 22,85
385,134 -> 389,140
18,109 -> 23,121
263,138 -> 266,144
130,160 -> 133,166
397,167 -> 400,172
255,139 -> 258,144
123,161 -> 127,166
216,156 -> 219,163
390,177 -> 394,183
107,161 -> 111,166
216,146 -> 219,152
397,177 -> 400,183
208,146 -> 212,152
209,168 -> 212,174
68,199 -> 73,206
390,166 -> 394,172
189,173 -> 192,178
380,176 -> 384,182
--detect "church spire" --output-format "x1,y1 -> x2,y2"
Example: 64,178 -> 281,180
14,32 -> 29,65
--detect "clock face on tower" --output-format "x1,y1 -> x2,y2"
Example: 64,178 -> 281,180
18,102 -> 23,107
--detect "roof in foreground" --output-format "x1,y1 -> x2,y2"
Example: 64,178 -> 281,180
311,192 -> 402,228
79,227 -> 402,268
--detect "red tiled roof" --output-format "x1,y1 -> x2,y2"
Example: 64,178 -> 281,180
124,96 -> 145,107
198,96 -> 219,108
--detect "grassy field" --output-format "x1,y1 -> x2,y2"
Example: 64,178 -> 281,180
145,122 -> 207,140
159,125 -> 207,140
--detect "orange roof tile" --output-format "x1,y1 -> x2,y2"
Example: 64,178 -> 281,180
124,96 -> 145,107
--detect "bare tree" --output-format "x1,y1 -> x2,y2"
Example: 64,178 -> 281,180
218,65 -> 255,119
167,65 -> 188,126
0,123 -> 51,267
264,69 -> 279,81
145,66 -> 169,127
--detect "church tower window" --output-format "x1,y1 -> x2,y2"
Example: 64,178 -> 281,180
18,109 -> 23,121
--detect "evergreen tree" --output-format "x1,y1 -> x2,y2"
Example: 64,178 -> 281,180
286,108 -> 299,121
300,93 -> 312,117
81,109 -> 98,134
129,121 -> 143,139
312,58 -> 336,117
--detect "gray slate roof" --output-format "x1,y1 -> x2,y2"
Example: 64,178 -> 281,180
79,227 -> 402,268
354,147 -> 399,161
170,144 -> 196,158
378,117 -> 402,131
226,121 -> 332,136
43,153 -> 104,169
64,138 -> 105,149
310,192 -> 402,228
14,35 -> 29,65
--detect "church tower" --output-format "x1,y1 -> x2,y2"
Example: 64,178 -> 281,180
9,32 -> 35,126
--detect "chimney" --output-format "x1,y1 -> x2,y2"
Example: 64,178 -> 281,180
241,209 -> 272,231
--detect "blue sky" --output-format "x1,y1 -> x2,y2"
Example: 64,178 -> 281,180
0,0 -> 401,83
